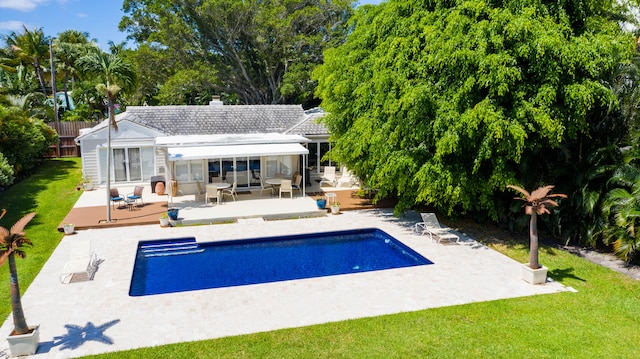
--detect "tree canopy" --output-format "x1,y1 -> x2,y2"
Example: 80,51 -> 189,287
314,0 -> 636,219
120,0 -> 355,105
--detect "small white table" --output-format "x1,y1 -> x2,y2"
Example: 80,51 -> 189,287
206,183 -> 230,205
325,192 -> 337,205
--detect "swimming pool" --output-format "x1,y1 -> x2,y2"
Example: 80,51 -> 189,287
129,228 -> 432,296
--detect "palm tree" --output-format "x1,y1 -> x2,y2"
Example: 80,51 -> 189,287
4,26 -> 50,96
0,211 -> 36,335
77,50 -> 136,222
55,30 -> 92,112
507,185 -> 567,269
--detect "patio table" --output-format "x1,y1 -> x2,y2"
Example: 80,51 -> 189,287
206,183 -> 230,205
265,178 -> 284,195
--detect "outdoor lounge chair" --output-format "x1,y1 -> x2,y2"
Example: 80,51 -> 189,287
415,213 -> 460,244
336,167 -> 357,188
280,179 -> 293,198
59,240 -> 98,284
320,166 -> 336,187
127,186 -> 144,206
109,188 -> 124,209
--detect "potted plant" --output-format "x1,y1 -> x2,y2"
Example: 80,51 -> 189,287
507,185 -> 566,284
330,202 -> 341,215
0,210 -> 40,356
82,175 -> 93,191
63,223 -> 75,235
159,212 -> 170,227
315,197 -> 327,210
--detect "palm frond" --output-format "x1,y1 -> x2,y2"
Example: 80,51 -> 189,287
10,212 -> 35,235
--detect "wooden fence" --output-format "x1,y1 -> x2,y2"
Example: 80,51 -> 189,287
47,121 -> 98,158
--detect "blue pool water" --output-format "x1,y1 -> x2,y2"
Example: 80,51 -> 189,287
129,228 -> 432,296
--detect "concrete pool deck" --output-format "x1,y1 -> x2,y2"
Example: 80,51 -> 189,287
0,209 -> 570,358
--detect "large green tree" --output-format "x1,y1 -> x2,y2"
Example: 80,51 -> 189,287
120,0 -> 354,105
314,0 -> 636,220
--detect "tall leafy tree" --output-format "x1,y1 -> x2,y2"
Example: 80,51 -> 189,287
77,50 -> 137,222
120,0 -> 354,105
4,26 -> 50,96
314,0 -> 635,220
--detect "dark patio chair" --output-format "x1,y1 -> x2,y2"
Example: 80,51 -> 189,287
127,186 -> 145,206
110,188 -> 124,209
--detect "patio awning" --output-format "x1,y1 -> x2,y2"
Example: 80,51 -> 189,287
167,143 -> 308,161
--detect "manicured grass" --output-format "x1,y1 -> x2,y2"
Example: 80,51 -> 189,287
0,158 -> 83,320
2,160 -> 639,357
86,227 -> 640,358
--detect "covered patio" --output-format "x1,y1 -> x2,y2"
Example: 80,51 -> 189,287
59,180 -> 365,231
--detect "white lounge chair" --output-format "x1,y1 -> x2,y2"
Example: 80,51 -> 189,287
336,167 -> 357,188
320,166 -> 336,187
415,213 -> 460,244
59,240 -> 98,284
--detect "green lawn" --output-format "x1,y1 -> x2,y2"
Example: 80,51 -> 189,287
2,158 -> 640,358
0,158 -> 82,318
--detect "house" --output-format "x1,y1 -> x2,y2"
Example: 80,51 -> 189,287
75,99 -> 336,197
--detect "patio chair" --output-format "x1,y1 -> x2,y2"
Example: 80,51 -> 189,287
336,167 -> 356,188
127,186 -> 144,206
222,181 -> 237,202
280,179 -> 293,199
59,240 -> 99,284
259,175 -> 274,196
110,188 -> 124,209
320,166 -> 336,187
195,180 -> 206,202
415,213 -> 460,244
292,174 -> 303,195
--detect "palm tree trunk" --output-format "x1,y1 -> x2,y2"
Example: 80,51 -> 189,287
33,57 -> 47,96
529,212 -> 540,269
8,254 -> 29,335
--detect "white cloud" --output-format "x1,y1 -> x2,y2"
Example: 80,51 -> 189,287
0,0 -> 49,12
77,13 -> 88,18
0,20 -> 26,32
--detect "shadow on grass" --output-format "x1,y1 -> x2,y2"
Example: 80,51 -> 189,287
0,159 -> 79,227
549,267 -> 585,282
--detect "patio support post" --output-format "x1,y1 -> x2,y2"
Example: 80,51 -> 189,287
302,153 -> 306,197
106,101 -> 113,222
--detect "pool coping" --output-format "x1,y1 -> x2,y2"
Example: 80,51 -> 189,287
0,209 -> 570,358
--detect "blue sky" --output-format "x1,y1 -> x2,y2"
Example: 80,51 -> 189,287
0,0 -> 384,51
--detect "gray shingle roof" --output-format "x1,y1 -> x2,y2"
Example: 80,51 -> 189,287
121,105 -> 305,136
285,108 -> 329,136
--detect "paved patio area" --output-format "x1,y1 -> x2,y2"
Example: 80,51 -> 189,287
0,208 -> 569,358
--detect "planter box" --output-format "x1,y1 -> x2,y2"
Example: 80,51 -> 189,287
521,264 -> 548,285
7,325 -> 39,357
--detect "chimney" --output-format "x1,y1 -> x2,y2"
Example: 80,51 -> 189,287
209,95 -> 223,106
